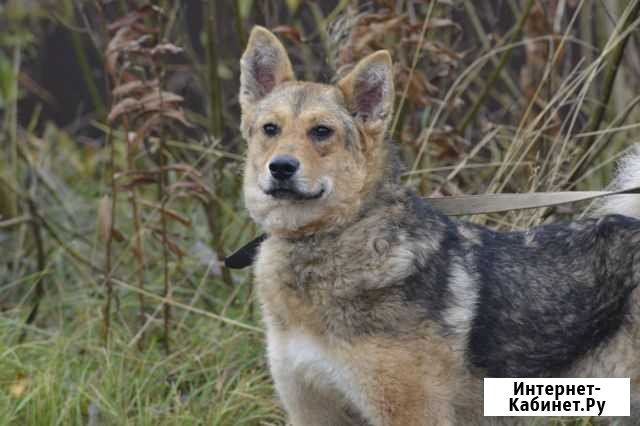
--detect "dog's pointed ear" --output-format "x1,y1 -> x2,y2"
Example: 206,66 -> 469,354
337,51 -> 394,134
240,26 -> 295,110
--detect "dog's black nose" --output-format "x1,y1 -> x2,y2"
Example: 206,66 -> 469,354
269,155 -> 299,180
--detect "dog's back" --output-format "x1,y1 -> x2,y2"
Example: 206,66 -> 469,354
462,214 -> 640,378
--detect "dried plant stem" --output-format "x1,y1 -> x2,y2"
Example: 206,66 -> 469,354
128,164 -> 146,347
7,45 -> 22,283
457,0 -> 536,134
7,46 -> 20,220
202,3 -> 231,286
124,118 -> 147,349
205,0 -> 223,138
18,200 -> 46,343
203,1 -> 231,288
103,128 -> 117,345
158,146 -> 171,354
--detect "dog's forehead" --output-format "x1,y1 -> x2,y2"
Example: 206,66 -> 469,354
257,82 -> 347,118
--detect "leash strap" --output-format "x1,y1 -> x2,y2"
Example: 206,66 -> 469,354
224,186 -> 640,269
428,186 -> 640,216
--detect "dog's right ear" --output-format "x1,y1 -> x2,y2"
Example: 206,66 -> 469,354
240,26 -> 295,111
337,51 -> 394,138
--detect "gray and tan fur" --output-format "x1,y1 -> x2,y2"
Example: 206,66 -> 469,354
238,26 -> 640,425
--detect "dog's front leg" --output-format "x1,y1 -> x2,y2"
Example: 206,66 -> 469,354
350,338 -> 458,426
364,390 -> 454,426
271,364 -> 366,426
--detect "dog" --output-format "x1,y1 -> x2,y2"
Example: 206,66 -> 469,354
238,26 -> 640,425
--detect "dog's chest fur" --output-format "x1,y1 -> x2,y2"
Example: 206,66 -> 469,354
253,207 -> 409,420
254,199 -> 433,339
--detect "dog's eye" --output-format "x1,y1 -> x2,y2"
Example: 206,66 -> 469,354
263,123 -> 280,137
309,125 -> 333,141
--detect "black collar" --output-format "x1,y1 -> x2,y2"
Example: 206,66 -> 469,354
223,234 -> 267,269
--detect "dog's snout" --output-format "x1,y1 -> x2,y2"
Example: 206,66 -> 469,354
269,155 -> 300,181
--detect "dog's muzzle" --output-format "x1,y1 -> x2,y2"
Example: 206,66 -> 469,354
264,180 -> 324,201
263,155 -> 324,200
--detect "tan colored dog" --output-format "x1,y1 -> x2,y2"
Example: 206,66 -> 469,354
239,26 -> 640,426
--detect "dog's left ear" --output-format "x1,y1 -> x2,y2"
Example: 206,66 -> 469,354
337,51 -> 394,136
240,26 -> 295,111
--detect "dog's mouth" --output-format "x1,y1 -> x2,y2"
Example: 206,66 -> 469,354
264,184 -> 324,201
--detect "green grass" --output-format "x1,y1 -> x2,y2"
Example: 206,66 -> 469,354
0,304 -> 282,425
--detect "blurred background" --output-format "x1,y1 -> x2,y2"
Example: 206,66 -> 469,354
0,0 -> 638,424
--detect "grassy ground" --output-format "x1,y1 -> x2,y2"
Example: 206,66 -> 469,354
0,315 -> 280,425
1,0 -> 640,425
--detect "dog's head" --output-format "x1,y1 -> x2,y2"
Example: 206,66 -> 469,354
240,26 -> 394,237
